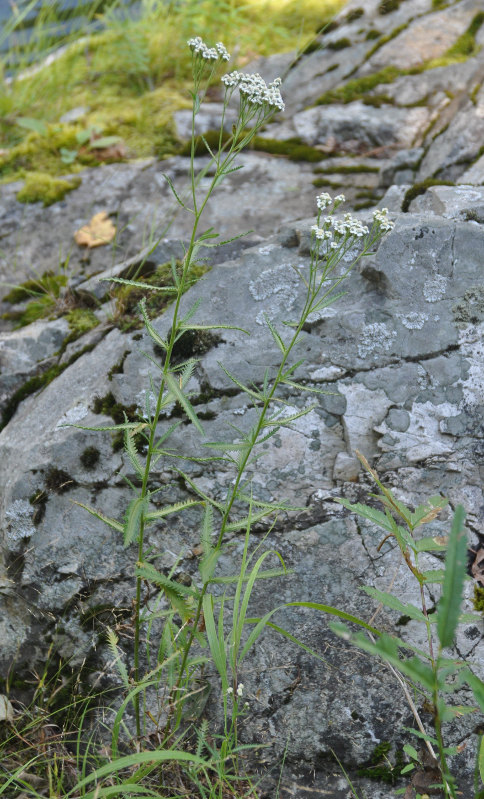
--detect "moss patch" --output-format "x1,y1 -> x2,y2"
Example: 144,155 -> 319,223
16,172 -> 81,206
313,164 -> 379,175
45,466 -> 77,494
181,131 -> 327,163
80,446 -> 101,470
65,308 -> 100,338
314,65 -> 403,105
327,38 -> 351,51
357,741 -> 405,784
473,585 -> 484,613
378,0 -> 400,14
346,8 -> 364,22
112,259 -> 208,332
401,178 -> 454,212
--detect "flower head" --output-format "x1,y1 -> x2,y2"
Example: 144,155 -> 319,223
373,207 -> 395,231
188,36 -> 230,62
221,70 -> 284,112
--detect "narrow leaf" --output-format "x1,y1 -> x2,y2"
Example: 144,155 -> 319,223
362,586 -> 427,623
217,362 -> 262,399
162,173 -> 188,209
75,501 -> 123,533
437,505 -> 467,648
124,496 -> 148,547
99,277 -> 176,292
264,313 -> 285,354
144,499 -> 201,521
165,371 -> 204,434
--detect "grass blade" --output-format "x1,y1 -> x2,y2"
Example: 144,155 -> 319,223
436,505 -> 467,649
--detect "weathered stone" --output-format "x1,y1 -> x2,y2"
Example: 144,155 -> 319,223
290,102 -> 430,151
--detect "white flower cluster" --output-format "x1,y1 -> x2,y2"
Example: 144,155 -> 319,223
316,192 -> 345,210
221,71 -> 285,112
373,207 -> 395,231
226,682 -> 244,697
187,36 -> 230,61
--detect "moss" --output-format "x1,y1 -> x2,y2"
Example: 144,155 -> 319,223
29,489 -> 48,525
312,177 -> 345,188
401,178 -> 454,212
357,741 -> 405,784
354,199 -> 377,210
314,65 -> 402,105
314,164 -> 379,174
169,328 -> 221,365
3,271 -> 68,305
0,339 -> 98,430
16,172 -> 81,206
180,130 -> 326,163
65,308 -> 99,338
362,94 -> 395,107
444,11 -> 484,59
113,259 -> 208,332
107,349 -> 131,380
346,8 -> 364,22
45,467 -> 77,494
80,446 -> 100,470
91,391 -> 138,426
473,586 -> 484,613
378,0 -> 400,13
365,29 -> 381,40
327,38 -> 351,51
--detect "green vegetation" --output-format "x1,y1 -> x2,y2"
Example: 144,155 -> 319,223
80,446 -> 101,469
365,28 -> 381,40
357,741 -> 405,784
401,178 -> 455,212
327,37 -> 351,50
2,270 -> 69,327
473,585 -> 484,613
181,131 -> 327,162
313,164 -> 379,174
111,259 -> 208,331
378,0 -> 400,14
346,8 -> 364,22
16,171 -> 81,205
0,0 -> 344,184
315,65 -> 403,105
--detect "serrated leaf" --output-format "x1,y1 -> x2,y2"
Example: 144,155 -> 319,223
334,499 -> 394,533
124,496 -> 148,547
331,627 -> 435,690
75,501 -> 124,533
179,323 -> 250,335
411,496 -> 448,527
125,426 -> 145,479
362,586 -> 427,622
224,508 -> 275,532
144,499 -> 200,521
165,371 -> 204,434
437,505 -> 467,649
421,569 -> 446,583
162,172 -> 188,209
280,379 -> 332,395
465,670 -> 484,714
414,535 -> 448,553
136,562 -> 195,598
264,313 -> 285,354
403,744 -> 419,761
265,405 -> 317,427
216,362 -> 262,400
100,276 -> 176,293
66,422 -> 143,431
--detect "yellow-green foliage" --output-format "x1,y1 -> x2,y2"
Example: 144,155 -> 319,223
473,585 -> 484,613
315,66 -> 403,105
66,308 -> 99,337
1,0 -> 344,182
16,172 -> 81,206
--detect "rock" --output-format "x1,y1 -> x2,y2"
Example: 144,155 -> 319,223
379,147 -> 424,187
408,184 -> 484,220
458,153 -> 484,185
290,102 -> 430,152
358,0 -> 479,73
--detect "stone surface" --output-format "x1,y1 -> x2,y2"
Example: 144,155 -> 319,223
1,2 -> 484,796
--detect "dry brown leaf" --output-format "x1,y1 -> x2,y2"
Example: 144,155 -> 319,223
74,212 -> 116,248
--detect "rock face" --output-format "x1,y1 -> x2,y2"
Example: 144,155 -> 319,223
1,1 -> 484,796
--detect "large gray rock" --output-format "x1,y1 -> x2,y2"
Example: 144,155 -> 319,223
0,193 -> 483,796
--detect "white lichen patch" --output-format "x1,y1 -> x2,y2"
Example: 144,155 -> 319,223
5,500 -> 35,542
357,322 -> 397,359
376,401 -> 460,462
56,403 -> 88,429
423,274 -> 447,303
458,322 -> 484,408
397,311 -> 429,330
248,265 -> 299,325
310,364 -> 346,381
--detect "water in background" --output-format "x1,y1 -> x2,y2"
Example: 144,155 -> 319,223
1,0 -> 139,74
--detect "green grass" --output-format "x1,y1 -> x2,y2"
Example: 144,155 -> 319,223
0,0 -> 344,183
